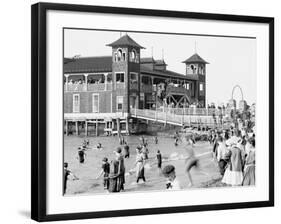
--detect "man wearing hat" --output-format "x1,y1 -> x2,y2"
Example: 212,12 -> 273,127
162,165 -> 181,190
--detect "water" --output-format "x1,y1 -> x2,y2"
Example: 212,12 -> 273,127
64,134 -> 221,195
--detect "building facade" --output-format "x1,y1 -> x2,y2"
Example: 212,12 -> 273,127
64,34 -> 209,115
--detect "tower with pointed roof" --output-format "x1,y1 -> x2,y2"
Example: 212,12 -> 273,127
107,34 -> 145,113
182,53 -> 209,107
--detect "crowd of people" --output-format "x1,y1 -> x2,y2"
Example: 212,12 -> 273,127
63,135 -> 165,194
208,126 -> 256,186
64,121 -> 255,194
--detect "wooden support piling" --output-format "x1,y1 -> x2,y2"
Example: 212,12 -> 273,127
96,119 -> 98,136
85,121 -> 88,136
125,117 -> 129,135
75,121 -> 79,135
65,120 -> 68,136
116,118 -> 121,137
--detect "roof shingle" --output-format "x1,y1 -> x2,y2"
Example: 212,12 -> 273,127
64,56 -> 112,73
182,53 -> 209,64
107,34 -> 145,49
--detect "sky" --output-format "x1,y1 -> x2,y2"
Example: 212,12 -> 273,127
64,29 -> 257,105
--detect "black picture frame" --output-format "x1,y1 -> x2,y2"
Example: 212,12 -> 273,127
31,2 -> 274,222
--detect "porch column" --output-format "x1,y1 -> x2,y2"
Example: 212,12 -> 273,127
65,74 -> 69,91
104,73 -> 108,91
84,74 -> 88,84
84,74 -> 88,91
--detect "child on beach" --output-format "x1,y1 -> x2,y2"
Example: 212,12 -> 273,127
63,162 -> 78,194
96,157 -> 110,190
162,165 -> 181,190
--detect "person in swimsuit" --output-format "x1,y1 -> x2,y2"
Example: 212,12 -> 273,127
77,147 -> 86,163
123,142 -> 130,159
154,136 -> 158,144
96,142 -> 102,150
156,150 -> 162,175
182,135 -> 198,187
96,157 -> 110,190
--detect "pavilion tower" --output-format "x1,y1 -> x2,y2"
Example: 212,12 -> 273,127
107,34 -> 145,113
182,53 -> 209,107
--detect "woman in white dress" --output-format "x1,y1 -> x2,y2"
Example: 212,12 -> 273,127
222,146 -> 244,186
135,147 -> 146,183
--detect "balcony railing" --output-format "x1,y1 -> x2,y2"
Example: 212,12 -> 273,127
64,83 -> 112,92
166,85 -> 190,95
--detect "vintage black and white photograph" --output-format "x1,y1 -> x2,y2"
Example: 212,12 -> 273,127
63,29 -> 256,195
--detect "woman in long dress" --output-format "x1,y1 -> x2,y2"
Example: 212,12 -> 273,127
135,147 -> 146,183
109,148 -> 125,192
242,138 -> 255,185
222,146 -> 244,186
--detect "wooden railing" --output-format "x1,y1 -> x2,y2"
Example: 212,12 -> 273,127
64,83 -> 112,92
130,108 -> 229,128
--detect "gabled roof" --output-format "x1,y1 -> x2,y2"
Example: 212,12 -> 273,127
182,53 -> 209,64
64,56 -> 112,73
107,34 -> 145,49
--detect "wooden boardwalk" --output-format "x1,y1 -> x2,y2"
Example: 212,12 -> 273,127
130,108 -> 229,129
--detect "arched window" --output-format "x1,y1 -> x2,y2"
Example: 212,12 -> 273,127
200,65 -> 204,74
130,49 -> 137,62
117,49 -> 122,61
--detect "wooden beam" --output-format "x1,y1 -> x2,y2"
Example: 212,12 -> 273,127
85,121 -> 88,136
96,119 -> 98,136
65,120 -> 68,136
75,121 -> 79,135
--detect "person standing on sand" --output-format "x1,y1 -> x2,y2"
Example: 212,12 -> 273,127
162,165 -> 181,190
63,162 -> 78,195
216,136 -> 229,176
135,146 -> 146,183
242,138 -> 255,186
222,146 -> 244,186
